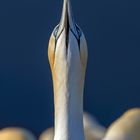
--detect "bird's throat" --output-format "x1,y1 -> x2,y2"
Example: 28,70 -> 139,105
51,14 -> 87,140
53,75 -> 85,140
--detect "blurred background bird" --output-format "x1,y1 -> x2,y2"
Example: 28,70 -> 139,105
103,108 -> 140,140
83,112 -> 106,140
39,127 -> 54,140
0,127 -> 36,140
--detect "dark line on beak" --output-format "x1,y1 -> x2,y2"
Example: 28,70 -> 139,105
66,10 -> 70,55
54,28 -> 64,55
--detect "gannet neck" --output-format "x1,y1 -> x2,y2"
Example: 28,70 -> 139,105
48,0 -> 88,140
52,30 -> 86,140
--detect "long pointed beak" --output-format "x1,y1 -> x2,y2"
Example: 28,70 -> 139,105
56,0 -> 78,39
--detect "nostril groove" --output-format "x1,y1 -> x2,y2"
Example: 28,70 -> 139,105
66,12 -> 70,56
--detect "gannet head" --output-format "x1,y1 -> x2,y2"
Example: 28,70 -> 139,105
48,0 -> 88,83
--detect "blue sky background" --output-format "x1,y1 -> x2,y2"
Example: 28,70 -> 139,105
0,0 -> 140,136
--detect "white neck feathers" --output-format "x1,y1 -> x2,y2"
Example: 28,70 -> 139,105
52,30 -> 86,140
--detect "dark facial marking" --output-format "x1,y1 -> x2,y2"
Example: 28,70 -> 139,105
53,23 -> 82,55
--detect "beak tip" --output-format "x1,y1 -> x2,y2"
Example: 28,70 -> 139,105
56,0 -> 79,40
58,0 -> 75,32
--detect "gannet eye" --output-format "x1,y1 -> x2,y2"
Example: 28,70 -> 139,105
53,25 -> 59,38
76,24 -> 82,39
53,24 -> 82,45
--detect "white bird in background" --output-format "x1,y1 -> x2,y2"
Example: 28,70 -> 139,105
0,127 -> 36,140
39,113 -> 106,140
48,0 -> 87,139
39,127 -> 54,140
83,113 -> 106,140
103,108 -> 140,140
